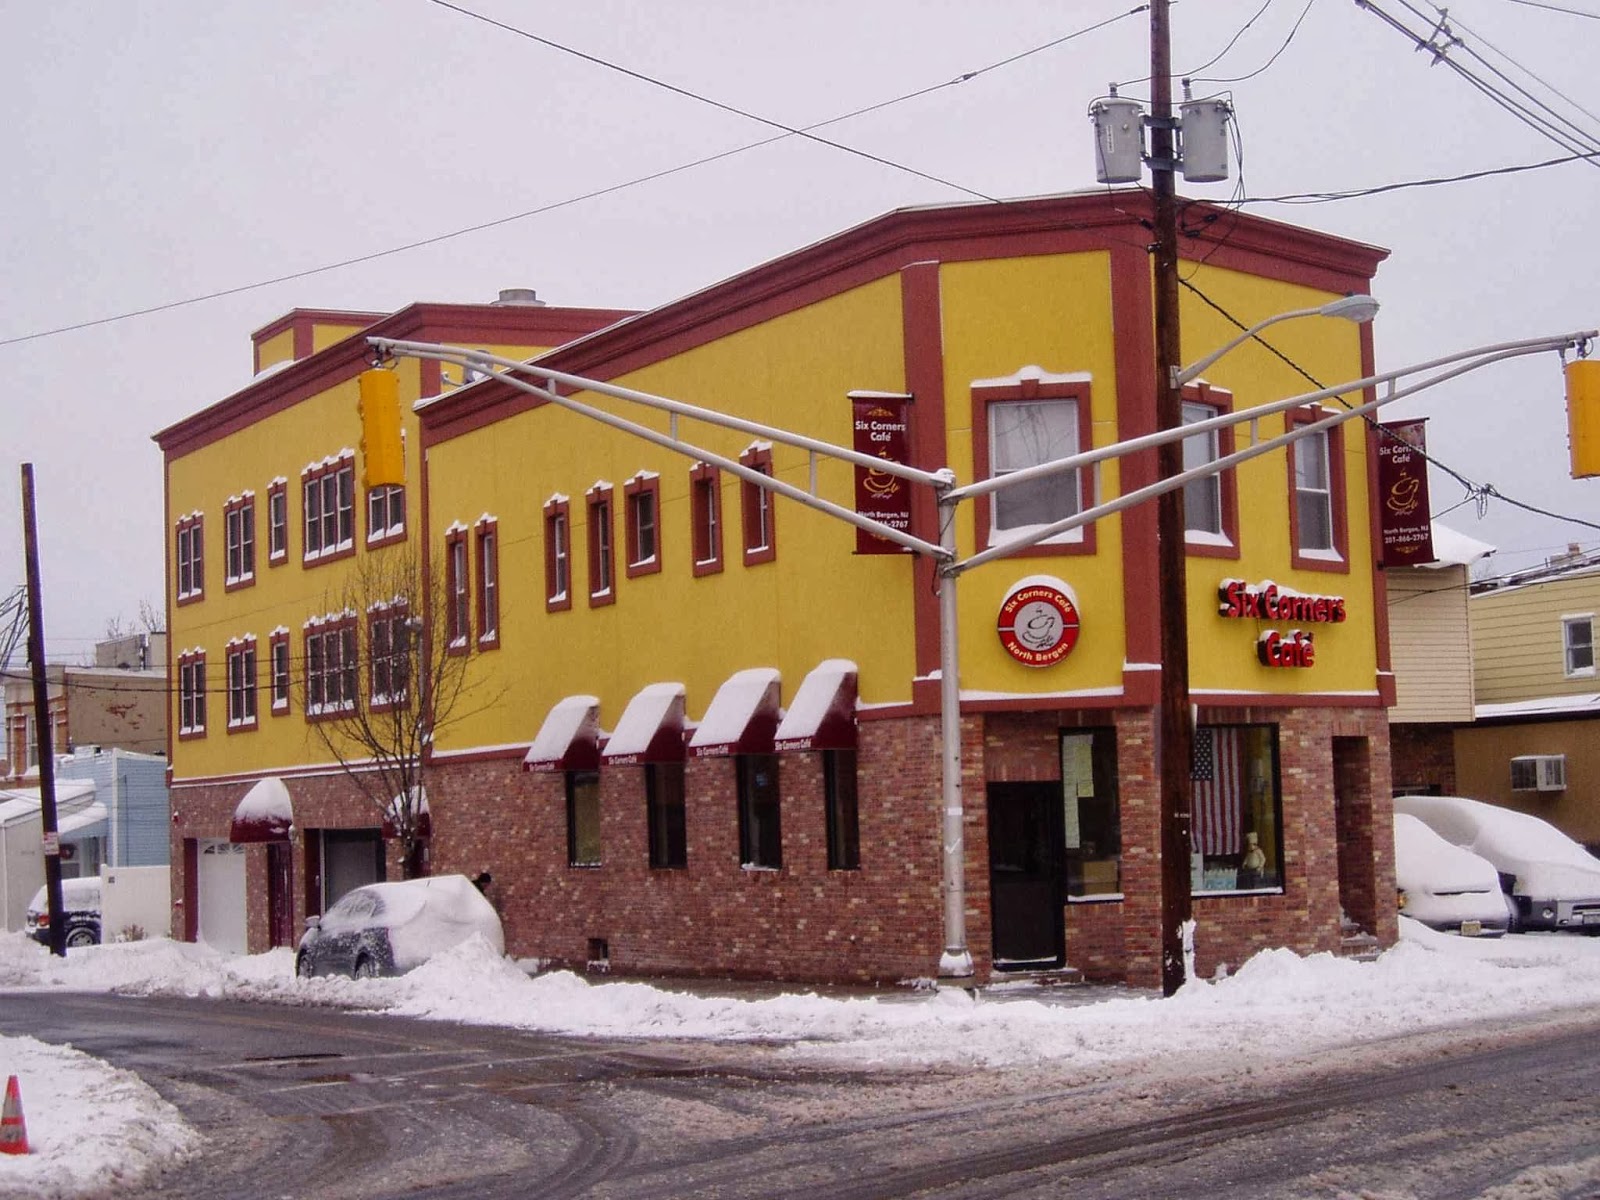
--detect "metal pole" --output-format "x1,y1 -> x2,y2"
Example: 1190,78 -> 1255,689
936,487 -> 971,978
1150,0 -> 1194,997
20,464 -> 65,958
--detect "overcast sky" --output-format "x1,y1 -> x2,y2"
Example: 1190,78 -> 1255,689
3,0 -> 1596,664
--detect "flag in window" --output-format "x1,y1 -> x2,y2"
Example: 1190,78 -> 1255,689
1192,726 -> 1244,855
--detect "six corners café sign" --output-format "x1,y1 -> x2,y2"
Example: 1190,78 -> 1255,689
997,576 -> 1082,667
1218,578 -> 1347,668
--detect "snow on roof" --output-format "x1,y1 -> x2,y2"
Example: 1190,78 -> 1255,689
0,780 -> 98,826
234,776 -> 292,823
1419,522 -> 1495,569
1475,693 -> 1600,721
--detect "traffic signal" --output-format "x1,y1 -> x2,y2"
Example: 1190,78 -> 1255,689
358,368 -> 405,488
1567,359 -> 1600,479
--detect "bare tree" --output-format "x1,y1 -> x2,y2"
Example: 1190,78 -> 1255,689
302,544 -> 496,878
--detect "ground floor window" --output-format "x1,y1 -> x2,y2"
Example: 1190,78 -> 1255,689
1062,728 -> 1120,897
1191,724 -> 1283,893
646,762 -> 686,869
824,748 -> 860,870
567,770 -> 601,867
737,754 -> 781,869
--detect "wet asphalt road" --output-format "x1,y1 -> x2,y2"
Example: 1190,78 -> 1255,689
1,992 -> 1598,1199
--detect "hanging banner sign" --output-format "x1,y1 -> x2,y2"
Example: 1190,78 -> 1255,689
1377,419 -> 1436,566
852,394 -> 913,555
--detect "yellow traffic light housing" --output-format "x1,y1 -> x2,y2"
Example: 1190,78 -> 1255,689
358,368 -> 405,488
1567,359 -> 1600,479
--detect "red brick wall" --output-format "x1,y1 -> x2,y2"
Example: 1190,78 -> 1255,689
168,703 -> 1394,987
1389,723 -> 1457,794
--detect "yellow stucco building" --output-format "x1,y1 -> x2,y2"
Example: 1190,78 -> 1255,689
157,193 -> 1396,985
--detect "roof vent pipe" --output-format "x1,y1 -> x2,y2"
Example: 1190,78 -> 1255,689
494,288 -> 546,306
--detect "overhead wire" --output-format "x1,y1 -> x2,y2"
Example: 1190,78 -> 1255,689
1178,277 -> 1600,536
0,5 -> 1148,351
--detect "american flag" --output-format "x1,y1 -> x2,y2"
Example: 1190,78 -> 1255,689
1191,727 -> 1244,856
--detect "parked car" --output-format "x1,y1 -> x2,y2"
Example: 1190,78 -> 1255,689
1393,813 -> 1509,936
24,877 -> 103,948
295,874 -> 504,979
1395,794 -> 1600,932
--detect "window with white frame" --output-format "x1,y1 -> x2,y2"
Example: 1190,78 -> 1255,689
367,484 -> 405,545
1564,615 -> 1595,677
270,631 -> 291,713
267,481 -> 288,564
987,400 -> 1083,541
740,444 -> 775,566
475,519 -> 500,644
303,457 -> 355,561
625,473 -> 661,577
226,639 -> 258,729
305,618 -> 357,715
445,530 -> 470,648
1292,428 -> 1334,552
544,497 -> 571,611
1182,402 -> 1223,537
178,651 -> 207,736
690,462 -> 722,575
587,488 -> 614,604
176,515 -> 204,602
224,495 -> 256,587
369,605 -> 411,707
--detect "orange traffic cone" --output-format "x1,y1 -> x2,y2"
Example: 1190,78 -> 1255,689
0,1075 -> 28,1155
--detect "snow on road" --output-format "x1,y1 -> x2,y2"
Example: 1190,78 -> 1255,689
2,921 -> 1600,1197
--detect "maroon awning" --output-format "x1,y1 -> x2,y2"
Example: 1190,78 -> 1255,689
601,683 -> 687,766
522,695 -> 602,772
230,777 -> 293,843
688,668 -> 782,760
774,660 -> 858,752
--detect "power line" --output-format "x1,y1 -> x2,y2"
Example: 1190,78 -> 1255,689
1239,147 -> 1598,204
1178,277 -> 1600,536
1191,0 -> 1318,84
0,7 -> 1146,351
1499,0 -> 1600,19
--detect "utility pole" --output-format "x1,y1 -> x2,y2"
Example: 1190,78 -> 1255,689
1150,0 -> 1194,997
20,464 -> 65,958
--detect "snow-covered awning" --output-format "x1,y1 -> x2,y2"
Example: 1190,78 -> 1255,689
774,659 -> 858,753
59,802 -> 109,838
688,668 -> 782,760
230,776 -> 293,843
522,694 -> 603,773
602,683 -> 687,766
382,787 -> 431,840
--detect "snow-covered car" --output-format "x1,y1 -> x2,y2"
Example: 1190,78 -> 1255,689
1393,813 -> 1508,937
1394,794 -> 1600,932
24,877 -> 103,948
294,874 -> 504,979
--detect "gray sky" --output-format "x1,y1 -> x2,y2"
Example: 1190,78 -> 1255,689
3,0 -> 1596,664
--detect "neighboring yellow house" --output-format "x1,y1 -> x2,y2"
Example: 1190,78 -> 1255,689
153,296 -> 634,954
1457,547 -> 1600,847
155,193 -> 1398,985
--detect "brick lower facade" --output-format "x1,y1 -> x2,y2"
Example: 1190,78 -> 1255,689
168,702 -> 1395,989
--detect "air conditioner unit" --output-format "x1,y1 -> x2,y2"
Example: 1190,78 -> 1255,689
1511,754 -> 1567,792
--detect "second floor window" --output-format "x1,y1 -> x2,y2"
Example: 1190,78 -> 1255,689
368,484 -> 406,545
476,520 -> 500,645
545,497 -> 572,611
740,445 -> 775,566
370,606 -> 411,705
225,496 -> 256,586
1182,402 -> 1223,537
988,398 -> 1083,542
588,488 -> 614,604
303,458 -> 355,561
446,531 -> 470,648
1564,615 -> 1595,676
625,473 -> 661,577
267,482 -> 288,564
270,631 -> 291,714
690,463 -> 723,576
176,516 -> 204,602
1292,428 -> 1334,552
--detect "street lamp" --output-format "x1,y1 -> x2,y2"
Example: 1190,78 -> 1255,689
1173,295 -> 1381,388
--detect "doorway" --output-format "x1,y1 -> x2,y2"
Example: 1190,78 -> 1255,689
987,781 -> 1065,970
266,841 -> 295,948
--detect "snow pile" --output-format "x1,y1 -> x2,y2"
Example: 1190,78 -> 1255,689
0,1034 -> 201,1196
4,921 -> 1600,1197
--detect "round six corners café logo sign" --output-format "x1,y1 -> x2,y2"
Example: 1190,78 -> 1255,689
997,576 -> 1082,667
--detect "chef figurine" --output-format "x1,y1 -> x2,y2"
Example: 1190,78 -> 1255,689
1238,832 -> 1266,888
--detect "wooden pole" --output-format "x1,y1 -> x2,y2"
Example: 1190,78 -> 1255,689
20,464 -> 65,958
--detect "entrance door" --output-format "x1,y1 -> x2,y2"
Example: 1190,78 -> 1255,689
987,781 -> 1065,970
321,829 -> 385,910
267,842 -> 295,948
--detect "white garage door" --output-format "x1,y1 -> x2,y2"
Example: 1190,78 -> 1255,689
197,839 -> 247,955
